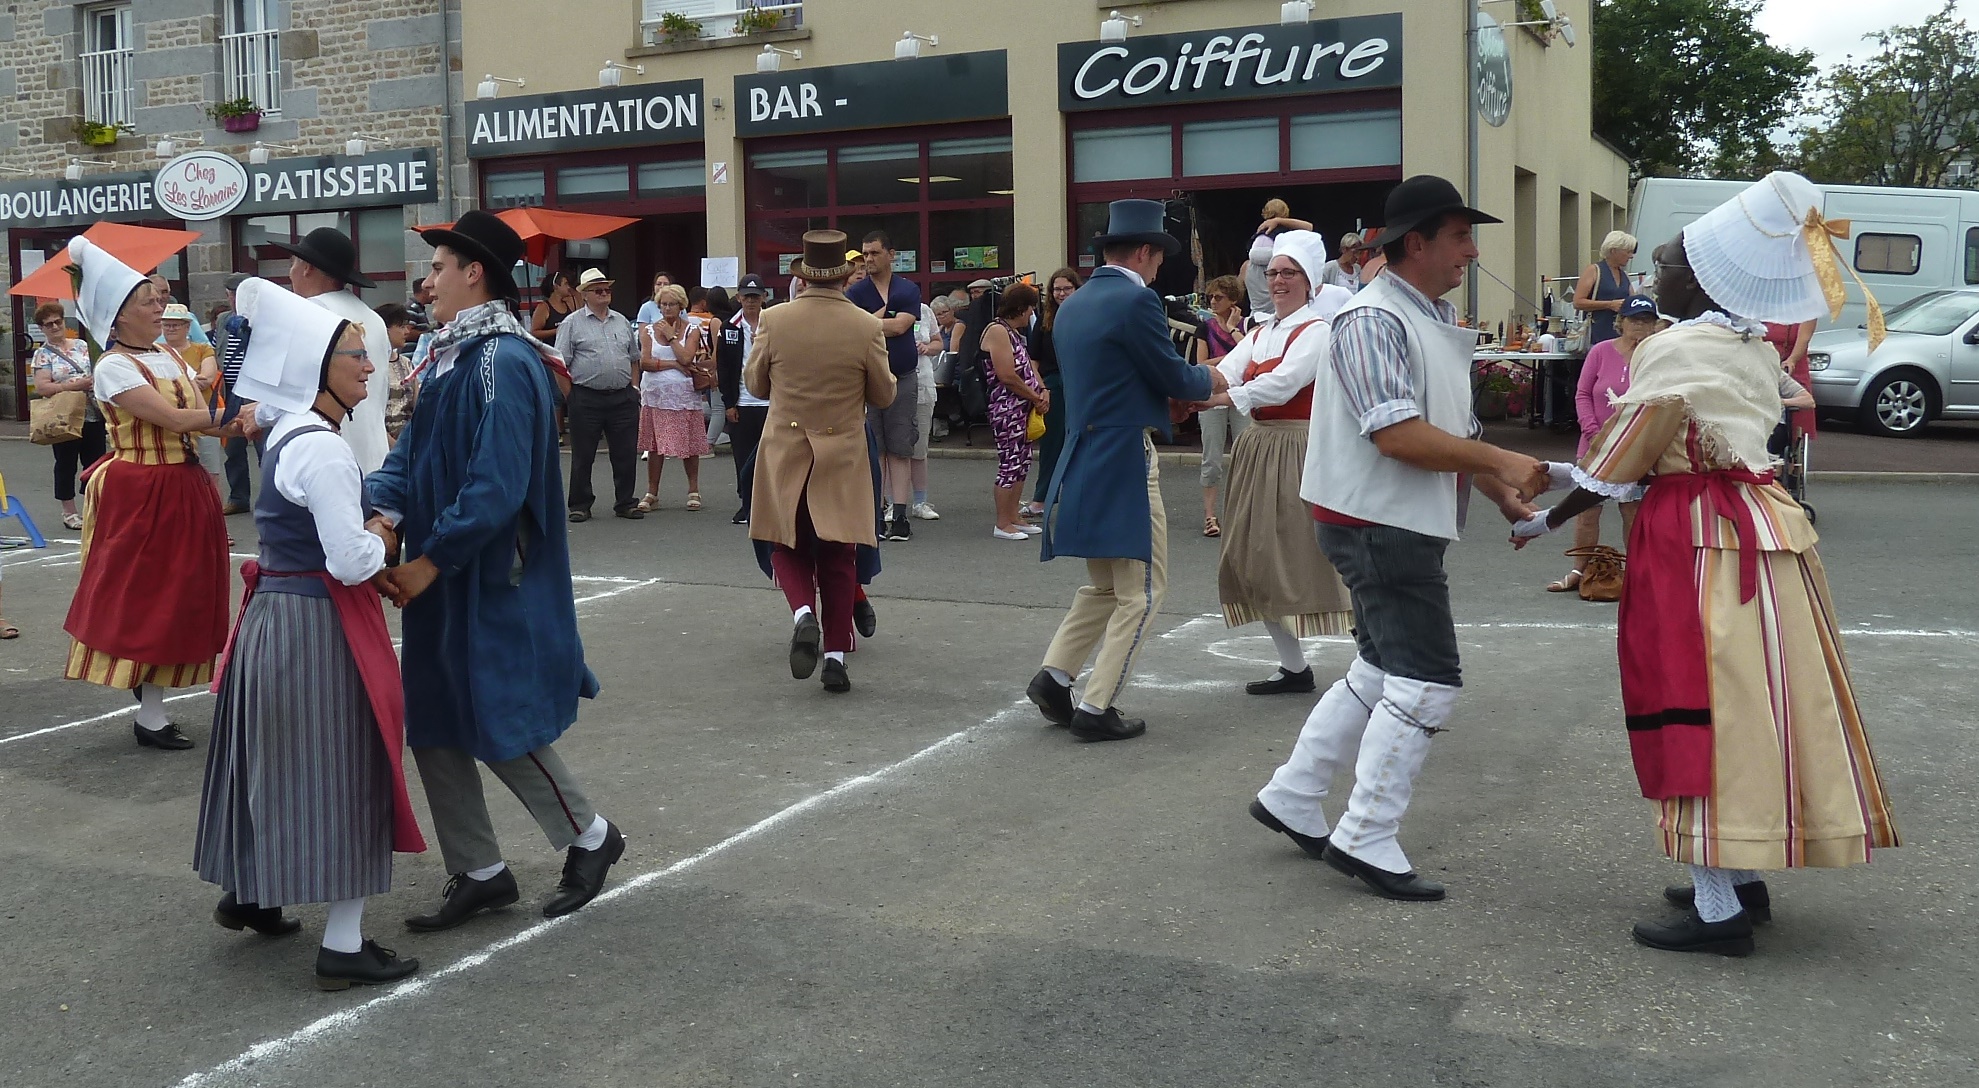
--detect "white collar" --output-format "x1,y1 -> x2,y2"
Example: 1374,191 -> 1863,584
1678,311 -> 1768,336
1256,302 -> 1319,335
1102,264 -> 1146,289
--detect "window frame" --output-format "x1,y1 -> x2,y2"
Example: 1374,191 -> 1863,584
78,3 -> 134,128
221,0 -> 283,117
230,210 -> 409,306
1854,232 -> 1924,277
1964,227 -> 1979,286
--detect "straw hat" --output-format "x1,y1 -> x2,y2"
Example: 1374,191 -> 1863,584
1680,172 -> 1830,324
576,267 -> 614,290
161,303 -> 195,323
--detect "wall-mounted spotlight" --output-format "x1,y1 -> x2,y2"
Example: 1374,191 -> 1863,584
756,45 -> 802,73
1100,10 -> 1143,42
247,141 -> 299,165
599,61 -> 645,88
477,74 -> 526,100
894,31 -> 938,60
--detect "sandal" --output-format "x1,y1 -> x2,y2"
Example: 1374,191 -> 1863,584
0,620 -> 18,640
636,493 -> 658,513
1546,569 -> 1584,593
1203,515 -> 1222,538
686,492 -> 702,511
62,512 -> 83,530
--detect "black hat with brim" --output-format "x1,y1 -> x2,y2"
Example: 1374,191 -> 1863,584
1092,198 -> 1183,257
1380,175 -> 1502,243
421,210 -> 524,301
266,226 -> 377,289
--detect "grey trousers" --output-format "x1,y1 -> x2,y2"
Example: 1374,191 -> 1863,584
412,744 -> 598,875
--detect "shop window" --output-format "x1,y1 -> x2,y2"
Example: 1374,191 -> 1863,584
837,213 -> 923,271
751,149 -> 829,210
836,143 -> 921,207
931,208 -> 1013,277
1072,126 -> 1171,184
1073,202 -> 1111,267
556,164 -> 631,203
757,216 -> 829,279
485,169 -> 546,209
1855,233 -> 1922,276
355,208 -> 407,298
1182,117 -> 1279,178
1289,109 -> 1402,172
928,136 -> 1014,201
638,159 -> 705,199
236,210 -> 407,304
1965,227 -> 1979,285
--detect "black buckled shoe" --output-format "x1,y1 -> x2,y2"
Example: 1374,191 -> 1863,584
789,613 -> 822,679
853,598 -> 877,638
1246,667 -> 1317,696
1248,799 -> 1329,860
1026,670 -> 1075,728
1322,844 -> 1446,901
403,868 -> 520,932
1663,880 -> 1771,923
315,939 -> 420,991
1632,909 -> 1755,957
214,892 -> 301,937
133,722 -> 195,750
821,658 -> 851,693
544,822 -> 626,918
1069,706 -> 1147,743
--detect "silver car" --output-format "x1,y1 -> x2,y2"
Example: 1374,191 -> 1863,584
1809,289 -> 1979,437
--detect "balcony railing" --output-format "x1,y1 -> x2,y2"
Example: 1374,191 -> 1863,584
79,46 -> 134,127
220,28 -> 281,116
641,2 -> 803,46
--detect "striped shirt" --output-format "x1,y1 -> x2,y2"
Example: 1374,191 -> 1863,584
1328,269 -> 1460,436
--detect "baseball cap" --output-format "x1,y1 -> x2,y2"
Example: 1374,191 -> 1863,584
1619,296 -> 1658,319
736,273 -> 767,296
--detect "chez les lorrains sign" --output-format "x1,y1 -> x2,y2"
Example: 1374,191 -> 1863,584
1059,14 -> 1404,111
0,147 -> 437,229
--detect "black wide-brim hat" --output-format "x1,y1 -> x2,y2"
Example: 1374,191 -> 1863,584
266,226 -> 377,289
421,210 -> 524,301
1093,198 -> 1183,257
1380,175 -> 1502,242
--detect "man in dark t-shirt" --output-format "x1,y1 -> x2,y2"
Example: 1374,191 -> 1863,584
846,230 -> 924,542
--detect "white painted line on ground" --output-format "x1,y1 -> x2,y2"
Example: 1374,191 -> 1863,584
572,577 -> 662,605
169,701 -> 1032,1088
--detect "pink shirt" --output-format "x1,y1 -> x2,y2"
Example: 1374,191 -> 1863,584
1575,338 -> 1633,458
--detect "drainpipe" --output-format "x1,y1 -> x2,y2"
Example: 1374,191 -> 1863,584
438,0 -> 459,217
1466,0 -> 1480,323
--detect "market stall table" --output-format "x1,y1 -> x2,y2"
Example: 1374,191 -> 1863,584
1473,350 -> 1581,429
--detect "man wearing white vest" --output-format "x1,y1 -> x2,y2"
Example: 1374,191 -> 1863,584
269,227 -> 392,474
1249,175 -> 1547,901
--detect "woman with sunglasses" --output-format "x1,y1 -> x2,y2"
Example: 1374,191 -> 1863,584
29,302 -> 107,531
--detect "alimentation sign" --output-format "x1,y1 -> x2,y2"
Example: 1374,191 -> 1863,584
467,80 -> 704,158
0,147 -> 438,229
1059,14 -> 1403,111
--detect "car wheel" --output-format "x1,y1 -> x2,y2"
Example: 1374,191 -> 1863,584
1859,371 -> 1936,438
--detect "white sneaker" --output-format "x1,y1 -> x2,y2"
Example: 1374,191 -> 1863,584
992,527 -> 1030,540
1017,523 -> 1042,535
912,502 -> 941,521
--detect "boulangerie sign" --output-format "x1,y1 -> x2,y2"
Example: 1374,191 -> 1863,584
0,148 -> 438,229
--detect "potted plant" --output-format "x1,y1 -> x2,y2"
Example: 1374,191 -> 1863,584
205,97 -> 262,133
657,11 -> 703,43
1474,368 -> 1518,421
736,4 -> 783,34
73,119 -> 121,147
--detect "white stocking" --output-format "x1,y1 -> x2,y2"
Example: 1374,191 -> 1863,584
1329,675 -> 1459,874
322,898 -> 365,953
1256,657 -> 1386,837
135,683 -> 168,731
1262,621 -> 1307,674
1688,865 -> 1742,922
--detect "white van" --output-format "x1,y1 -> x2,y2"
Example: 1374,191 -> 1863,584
1627,178 -> 1979,332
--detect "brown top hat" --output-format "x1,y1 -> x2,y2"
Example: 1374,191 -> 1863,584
790,230 -> 856,282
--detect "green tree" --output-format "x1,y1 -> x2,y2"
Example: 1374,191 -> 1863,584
1797,2 -> 1979,188
1591,0 -> 1814,179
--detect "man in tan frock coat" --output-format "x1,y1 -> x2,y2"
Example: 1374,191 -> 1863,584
746,230 -> 896,693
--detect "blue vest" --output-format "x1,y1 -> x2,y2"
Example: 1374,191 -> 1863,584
253,422 -> 336,598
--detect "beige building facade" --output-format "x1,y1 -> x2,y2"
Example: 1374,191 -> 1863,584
463,0 -> 1628,325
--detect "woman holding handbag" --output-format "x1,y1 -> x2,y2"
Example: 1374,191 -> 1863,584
29,302 -> 105,530
637,283 -> 710,511
980,282 -> 1046,541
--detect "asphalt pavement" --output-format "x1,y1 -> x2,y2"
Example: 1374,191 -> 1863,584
1,438 -> 1976,1088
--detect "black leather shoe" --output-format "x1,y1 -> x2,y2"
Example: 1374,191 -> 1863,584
133,722 -> 195,750
543,822 -> 626,918
1664,880 -> 1772,923
614,507 -> 645,520
1069,706 -> 1146,743
403,868 -> 520,932
789,613 -> 822,679
821,658 -> 851,693
1322,844 -> 1446,901
568,509 -> 591,523
214,892 -> 301,936
731,509 -> 749,525
1026,669 -> 1075,727
853,598 -> 877,638
1246,667 -> 1317,695
315,940 -> 420,991
1248,799 -> 1329,860
1632,909 -> 1755,956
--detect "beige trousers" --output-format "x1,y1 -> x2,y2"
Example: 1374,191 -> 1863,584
1042,433 -> 1168,711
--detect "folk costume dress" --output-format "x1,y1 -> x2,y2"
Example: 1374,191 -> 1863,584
1575,316 -> 1898,870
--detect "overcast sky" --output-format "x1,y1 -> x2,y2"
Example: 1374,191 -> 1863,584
1756,0 -> 1974,72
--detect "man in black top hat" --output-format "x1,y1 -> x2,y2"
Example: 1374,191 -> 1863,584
271,226 -> 394,474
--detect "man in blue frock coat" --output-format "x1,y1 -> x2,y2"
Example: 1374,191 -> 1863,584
1027,200 -> 1228,742
366,210 -> 626,931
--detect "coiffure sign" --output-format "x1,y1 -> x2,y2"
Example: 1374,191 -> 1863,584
1059,14 -> 1403,112
0,147 -> 438,229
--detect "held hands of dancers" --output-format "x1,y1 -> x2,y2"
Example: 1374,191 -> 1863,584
369,556 -> 439,608
1205,364 -> 1230,396
1510,509 -> 1556,549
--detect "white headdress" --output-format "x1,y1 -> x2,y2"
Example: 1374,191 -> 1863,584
1269,230 -> 1331,302
231,278 -> 352,415
66,237 -> 146,346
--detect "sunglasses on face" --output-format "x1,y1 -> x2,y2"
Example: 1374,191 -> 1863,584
39,319 -> 65,329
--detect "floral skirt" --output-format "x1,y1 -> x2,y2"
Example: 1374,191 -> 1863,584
640,406 -> 710,458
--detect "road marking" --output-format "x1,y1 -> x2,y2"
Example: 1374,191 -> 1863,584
169,702 -> 1031,1088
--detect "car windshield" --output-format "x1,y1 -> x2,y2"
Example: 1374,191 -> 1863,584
1881,291 -> 1979,336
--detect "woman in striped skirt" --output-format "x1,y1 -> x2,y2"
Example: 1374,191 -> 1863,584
194,280 -> 426,990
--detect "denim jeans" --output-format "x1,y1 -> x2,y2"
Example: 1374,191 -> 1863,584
1316,522 -> 1462,687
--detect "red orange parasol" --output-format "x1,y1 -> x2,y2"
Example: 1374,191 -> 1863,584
419,207 -> 640,267
8,222 -> 205,300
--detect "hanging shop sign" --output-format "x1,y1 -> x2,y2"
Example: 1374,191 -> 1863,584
467,80 -> 704,158
735,51 -> 1008,138
0,148 -> 438,229
1059,14 -> 1403,112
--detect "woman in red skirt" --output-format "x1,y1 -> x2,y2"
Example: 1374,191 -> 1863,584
61,238 -> 257,750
